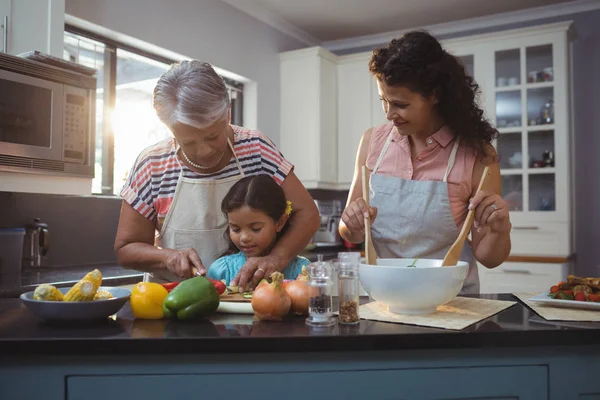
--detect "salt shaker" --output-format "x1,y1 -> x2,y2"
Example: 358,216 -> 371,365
337,252 -> 361,324
305,254 -> 335,327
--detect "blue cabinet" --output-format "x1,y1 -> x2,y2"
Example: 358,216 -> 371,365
67,366 -> 547,400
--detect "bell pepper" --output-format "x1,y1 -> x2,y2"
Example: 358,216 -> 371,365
162,276 -> 220,320
161,278 -> 226,295
130,282 -> 169,319
206,277 -> 226,295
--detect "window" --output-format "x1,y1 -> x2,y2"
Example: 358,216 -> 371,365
64,27 -> 244,195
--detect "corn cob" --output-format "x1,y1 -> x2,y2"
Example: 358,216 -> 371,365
93,290 -> 114,300
63,269 -> 102,301
33,284 -> 64,301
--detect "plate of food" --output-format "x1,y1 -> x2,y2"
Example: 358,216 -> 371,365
529,275 -> 600,311
20,269 -> 131,321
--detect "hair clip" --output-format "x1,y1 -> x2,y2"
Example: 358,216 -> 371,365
285,200 -> 292,215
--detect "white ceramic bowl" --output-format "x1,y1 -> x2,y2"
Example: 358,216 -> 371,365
359,258 -> 469,315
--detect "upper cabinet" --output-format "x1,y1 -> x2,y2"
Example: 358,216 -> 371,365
444,21 -> 574,257
0,0 -> 65,57
279,47 -> 338,189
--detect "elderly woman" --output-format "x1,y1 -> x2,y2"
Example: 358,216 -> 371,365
114,60 -> 319,290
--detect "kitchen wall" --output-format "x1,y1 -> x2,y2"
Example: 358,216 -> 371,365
64,0 -> 308,146
0,192 -> 122,268
330,9 -> 600,277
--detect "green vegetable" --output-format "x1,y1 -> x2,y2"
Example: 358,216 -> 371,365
408,258 -> 419,268
162,276 -> 220,320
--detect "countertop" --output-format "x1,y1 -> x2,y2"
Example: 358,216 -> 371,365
0,264 -> 143,298
1,294 -> 599,356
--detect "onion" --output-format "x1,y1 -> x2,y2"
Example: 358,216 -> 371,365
251,272 -> 291,321
284,280 -> 309,315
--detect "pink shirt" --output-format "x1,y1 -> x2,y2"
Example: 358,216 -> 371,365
366,123 -> 476,229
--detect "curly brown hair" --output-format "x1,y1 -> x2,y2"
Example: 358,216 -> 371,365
369,30 -> 498,158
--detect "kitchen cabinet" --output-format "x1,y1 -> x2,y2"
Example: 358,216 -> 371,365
67,365 -> 546,400
0,0 -> 64,57
478,260 -> 573,294
279,47 -> 338,189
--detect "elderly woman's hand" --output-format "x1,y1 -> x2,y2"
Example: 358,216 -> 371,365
230,255 -> 285,292
164,248 -> 206,279
469,190 -> 511,234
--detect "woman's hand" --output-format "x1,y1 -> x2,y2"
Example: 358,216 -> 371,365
230,255 -> 284,292
469,190 -> 511,234
341,198 -> 377,236
164,248 -> 206,279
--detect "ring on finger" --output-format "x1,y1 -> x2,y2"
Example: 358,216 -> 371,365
255,267 -> 265,275
490,203 -> 498,211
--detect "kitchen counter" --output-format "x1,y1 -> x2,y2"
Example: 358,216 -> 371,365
1,294 -> 599,399
0,264 -> 143,298
1,294 -> 599,355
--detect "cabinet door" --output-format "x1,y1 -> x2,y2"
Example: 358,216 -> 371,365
67,365 -> 547,400
337,58 -> 372,186
478,261 -> 570,294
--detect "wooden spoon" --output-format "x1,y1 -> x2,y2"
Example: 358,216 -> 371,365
361,166 -> 378,265
441,165 -> 491,267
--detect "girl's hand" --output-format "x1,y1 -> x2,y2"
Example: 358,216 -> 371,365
230,255 -> 284,292
341,198 -> 377,235
469,190 -> 511,234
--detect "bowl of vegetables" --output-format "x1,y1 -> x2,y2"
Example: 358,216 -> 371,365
359,258 -> 469,315
20,269 -> 131,321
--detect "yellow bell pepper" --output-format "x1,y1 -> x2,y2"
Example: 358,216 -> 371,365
130,282 -> 169,319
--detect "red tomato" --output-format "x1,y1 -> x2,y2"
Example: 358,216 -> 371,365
574,292 -> 587,302
550,285 -> 559,294
588,294 -> 600,302
562,290 -> 573,297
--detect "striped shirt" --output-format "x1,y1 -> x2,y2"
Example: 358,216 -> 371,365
120,125 -> 293,230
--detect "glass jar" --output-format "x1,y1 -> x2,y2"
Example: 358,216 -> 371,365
337,252 -> 361,324
305,255 -> 335,327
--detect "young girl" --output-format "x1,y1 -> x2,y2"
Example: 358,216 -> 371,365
207,175 -> 310,285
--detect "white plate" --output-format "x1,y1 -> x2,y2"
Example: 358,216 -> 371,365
528,291 -> 600,311
216,301 -> 254,314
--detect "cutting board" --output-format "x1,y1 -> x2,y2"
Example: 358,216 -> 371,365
219,293 -> 252,303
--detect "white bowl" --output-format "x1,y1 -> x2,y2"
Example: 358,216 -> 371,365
359,258 -> 469,315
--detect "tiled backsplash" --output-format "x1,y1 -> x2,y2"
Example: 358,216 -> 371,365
0,192 -> 122,268
0,189 -> 348,269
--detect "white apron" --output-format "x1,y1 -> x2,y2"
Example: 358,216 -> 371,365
146,138 -> 245,283
369,127 -> 479,294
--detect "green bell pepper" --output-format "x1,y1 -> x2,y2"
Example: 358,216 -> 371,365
162,276 -> 220,320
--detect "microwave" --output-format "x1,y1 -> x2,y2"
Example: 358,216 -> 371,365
0,52 -> 96,177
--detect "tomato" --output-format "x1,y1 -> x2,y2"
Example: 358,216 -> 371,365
574,292 -> 587,302
550,285 -> 559,294
556,291 -> 574,300
588,294 -> 600,302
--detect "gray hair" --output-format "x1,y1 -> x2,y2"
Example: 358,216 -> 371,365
153,60 -> 230,129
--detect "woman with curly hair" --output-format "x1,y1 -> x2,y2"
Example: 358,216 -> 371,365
339,31 -> 512,294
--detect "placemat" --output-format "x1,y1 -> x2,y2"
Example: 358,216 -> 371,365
513,292 -> 600,322
359,297 -> 516,330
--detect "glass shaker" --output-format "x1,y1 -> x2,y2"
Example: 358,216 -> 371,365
337,252 -> 361,324
305,255 -> 335,327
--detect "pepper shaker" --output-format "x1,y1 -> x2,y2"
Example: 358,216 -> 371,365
305,254 -> 335,327
337,252 -> 361,324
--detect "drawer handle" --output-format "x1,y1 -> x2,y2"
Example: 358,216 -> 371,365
513,226 -> 540,230
503,269 -> 532,274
